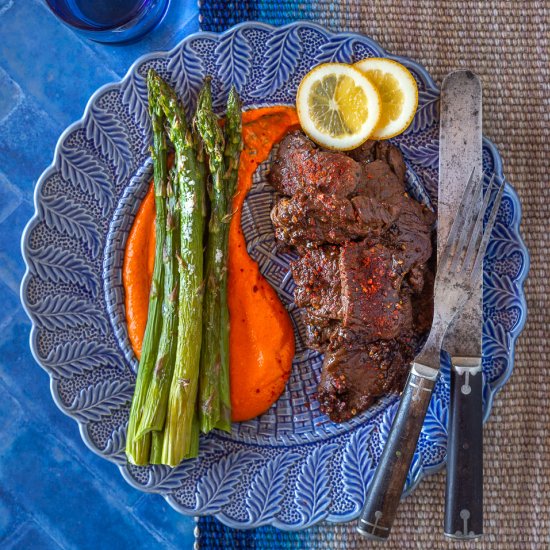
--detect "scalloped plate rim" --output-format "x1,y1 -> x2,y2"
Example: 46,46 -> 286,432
19,20 -> 530,530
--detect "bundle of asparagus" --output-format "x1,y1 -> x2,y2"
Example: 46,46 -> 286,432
196,80 -> 242,434
125,70 -> 242,467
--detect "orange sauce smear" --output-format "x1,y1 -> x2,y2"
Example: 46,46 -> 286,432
123,106 -> 299,422
123,185 -> 156,359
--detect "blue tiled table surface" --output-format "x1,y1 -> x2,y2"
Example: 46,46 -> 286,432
0,1 -> 201,548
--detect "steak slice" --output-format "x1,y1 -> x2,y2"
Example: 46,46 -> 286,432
318,338 -> 415,422
411,267 -> 435,335
386,196 -> 435,272
372,141 -> 407,183
272,193 -> 370,246
291,246 -> 342,320
339,241 -> 412,341
269,131 -> 364,197
362,160 -> 405,204
348,141 -> 407,183
302,312 -> 339,352
271,191 -> 400,247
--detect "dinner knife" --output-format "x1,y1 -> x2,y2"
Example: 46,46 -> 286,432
439,70 -> 484,540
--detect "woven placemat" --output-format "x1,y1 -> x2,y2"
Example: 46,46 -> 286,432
197,1 -> 549,548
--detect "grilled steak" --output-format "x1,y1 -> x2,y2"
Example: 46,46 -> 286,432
347,140 -> 407,182
302,312 -> 339,352
269,131 -> 364,197
271,159 -> 405,247
340,241 -> 412,341
386,196 -> 435,272
272,193 -> 391,246
291,246 -> 342,319
317,338 -> 415,423
267,131 -> 434,422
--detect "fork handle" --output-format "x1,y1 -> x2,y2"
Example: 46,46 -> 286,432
444,357 -> 483,539
357,364 -> 438,540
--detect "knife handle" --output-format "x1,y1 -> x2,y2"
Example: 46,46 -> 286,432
444,357 -> 483,539
357,363 -> 438,540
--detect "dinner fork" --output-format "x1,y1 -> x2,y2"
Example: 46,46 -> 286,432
357,169 -> 504,540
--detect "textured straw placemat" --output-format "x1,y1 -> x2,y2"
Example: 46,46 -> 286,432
197,1 -> 549,547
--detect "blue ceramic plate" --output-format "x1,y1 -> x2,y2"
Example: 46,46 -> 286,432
21,22 -> 528,529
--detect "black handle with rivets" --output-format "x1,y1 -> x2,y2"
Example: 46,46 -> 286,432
444,359 -> 483,539
357,366 -> 437,540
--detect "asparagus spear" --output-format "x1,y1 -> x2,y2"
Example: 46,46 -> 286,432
216,87 -> 242,432
135,152 -> 181,436
195,79 -> 227,434
186,413 -> 200,459
149,429 -> 164,464
125,70 -> 168,465
150,72 -> 206,465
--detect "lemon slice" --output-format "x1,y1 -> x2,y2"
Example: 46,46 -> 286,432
354,58 -> 418,139
296,63 -> 381,150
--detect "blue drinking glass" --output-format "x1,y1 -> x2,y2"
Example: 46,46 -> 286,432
45,0 -> 170,43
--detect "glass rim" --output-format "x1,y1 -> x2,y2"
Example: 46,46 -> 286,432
44,0 -> 160,33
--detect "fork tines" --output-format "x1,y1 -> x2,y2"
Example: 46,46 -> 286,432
438,170 -> 505,281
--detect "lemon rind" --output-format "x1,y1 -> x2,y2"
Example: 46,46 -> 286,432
354,57 -> 418,140
296,63 -> 381,151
